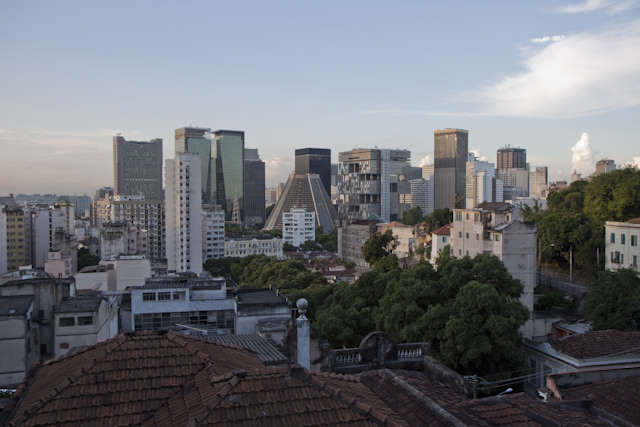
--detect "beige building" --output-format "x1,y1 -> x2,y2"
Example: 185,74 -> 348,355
430,224 -> 451,266
451,202 -> 537,337
224,236 -> 283,259
337,219 -> 382,268
605,218 -> 640,272
3,206 -> 27,272
377,221 -> 414,259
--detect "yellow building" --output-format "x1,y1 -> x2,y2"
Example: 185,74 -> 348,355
4,207 -> 27,272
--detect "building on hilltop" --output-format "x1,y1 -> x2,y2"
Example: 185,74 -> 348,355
113,135 -> 163,201
434,129 -> 469,210
450,202 -> 537,338
595,158 -> 616,176
605,217 -> 640,272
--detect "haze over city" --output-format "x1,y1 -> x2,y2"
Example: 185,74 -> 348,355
1,0 -> 639,195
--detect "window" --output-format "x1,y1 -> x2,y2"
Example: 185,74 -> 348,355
60,342 -> 69,349
495,234 -> 500,241
459,232 -> 462,238
78,316 -> 93,325
143,292 -> 156,301
173,291 -> 186,300
611,233 -> 616,243
158,292 -> 171,301
465,232 -> 469,239
474,213 -> 480,222
622,234 -> 626,244
611,251 -> 621,263
633,255 -> 638,267
59,317 -> 75,327
466,213 -> 470,220
632,235 -> 638,247
455,212 -> 462,221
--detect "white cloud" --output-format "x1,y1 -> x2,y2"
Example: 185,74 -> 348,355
264,157 -> 293,187
470,149 -> 487,162
555,0 -> 635,14
571,132 -> 595,174
632,156 -> 640,168
477,19 -> 640,118
419,155 -> 432,166
530,35 -> 566,44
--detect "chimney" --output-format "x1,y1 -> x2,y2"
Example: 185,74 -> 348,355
296,298 -> 310,369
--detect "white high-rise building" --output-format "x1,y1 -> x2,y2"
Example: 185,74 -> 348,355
407,178 -> 434,215
529,167 -> 548,199
282,208 -> 315,248
465,158 -> 496,208
28,204 -> 75,269
0,207 -> 7,274
166,153 -> 203,274
202,205 -> 225,261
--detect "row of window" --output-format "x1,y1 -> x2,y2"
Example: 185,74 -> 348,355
133,310 -> 235,333
59,316 -> 93,327
142,290 -> 186,301
611,252 -> 639,266
610,233 -> 639,246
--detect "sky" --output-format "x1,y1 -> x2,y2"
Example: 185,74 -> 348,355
1,0 -> 639,195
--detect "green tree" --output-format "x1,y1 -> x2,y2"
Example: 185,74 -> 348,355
584,166 -> 640,223
401,206 -> 423,226
423,208 -> 452,233
584,268 -> 640,331
77,247 -> 100,271
362,230 -> 398,267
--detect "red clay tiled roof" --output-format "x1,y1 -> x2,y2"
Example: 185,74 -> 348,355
431,224 -> 451,236
558,373 -> 640,426
144,367 -> 409,426
5,330 -> 264,427
628,217 -> 640,224
550,330 -> 640,359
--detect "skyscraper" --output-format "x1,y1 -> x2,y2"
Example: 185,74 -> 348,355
466,157 -> 497,208
337,148 -> 411,221
434,129 -> 468,210
113,136 -> 163,200
295,148 -> 331,195
243,148 -> 265,226
165,153 -> 203,274
175,127 -> 245,221
496,146 -> 526,171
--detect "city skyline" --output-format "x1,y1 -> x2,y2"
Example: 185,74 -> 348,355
1,1 -> 639,195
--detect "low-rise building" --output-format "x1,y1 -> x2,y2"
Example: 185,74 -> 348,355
224,236 -> 283,259
44,250 -> 74,278
234,289 -> 291,339
100,222 -> 148,261
376,221 -> 414,259
430,224 -> 450,265
54,293 -> 118,358
337,218 -> 382,268
605,217 -> 640,272
0,295 -> 37,387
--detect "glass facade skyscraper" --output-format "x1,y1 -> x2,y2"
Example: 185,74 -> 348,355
113,136 -> 163,200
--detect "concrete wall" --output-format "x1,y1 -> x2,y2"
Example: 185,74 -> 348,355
0,316 -> 36,387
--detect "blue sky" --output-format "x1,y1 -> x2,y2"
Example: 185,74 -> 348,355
1,0 -> 639,194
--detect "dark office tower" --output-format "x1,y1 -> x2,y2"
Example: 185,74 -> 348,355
497,146 -> 526,170
113,136 -> 163,200
434,129 -> 469,210
244,148 -> 266,226
295,148 -> 331,195
175,127 -> 214,204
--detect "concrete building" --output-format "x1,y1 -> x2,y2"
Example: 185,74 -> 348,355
95,195 -> 164,262
264,172 -> 338,233
224,236 -> 283,259
0,207 -> 7,274
434,129 -> 468,210
243,148 -> 266,226
282,208 -> 315,248
450,202 -> 537,337
496,146 -> 526,170
166,153 -> 203,274
529,167 -> 548,199
100,222 -> 148,261
465,157 -> 497,208
405,178 -> 433,215
430,224 -> 450,266
497,168 -> 530,198
337,148 -> 411,222
44,250 -> 74,278
3,206 -> 27,272
101,255 -> 151,291
605,218 -> 640,272
377,221 -> 414,259
130,276 -> 235,334
265,187 -> 279,205
595,158 -> 616,176
337,219 -> 382,268
234,288 -> 291,336
0,295 -> 37,387
113,135 -> 163,201
202,205 -> 225,262
295,148 -> 331,196
26,204 -> 76,269
54,293 -> 118,358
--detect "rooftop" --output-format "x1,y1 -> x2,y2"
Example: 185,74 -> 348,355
550,330 -> 640,359
431,224 -> 451,236
56,295 -> 103,314
0,295 -> 33,316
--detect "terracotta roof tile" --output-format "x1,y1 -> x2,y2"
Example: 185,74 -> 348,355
550,330 -> 640,359
432,224 -> 451,236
